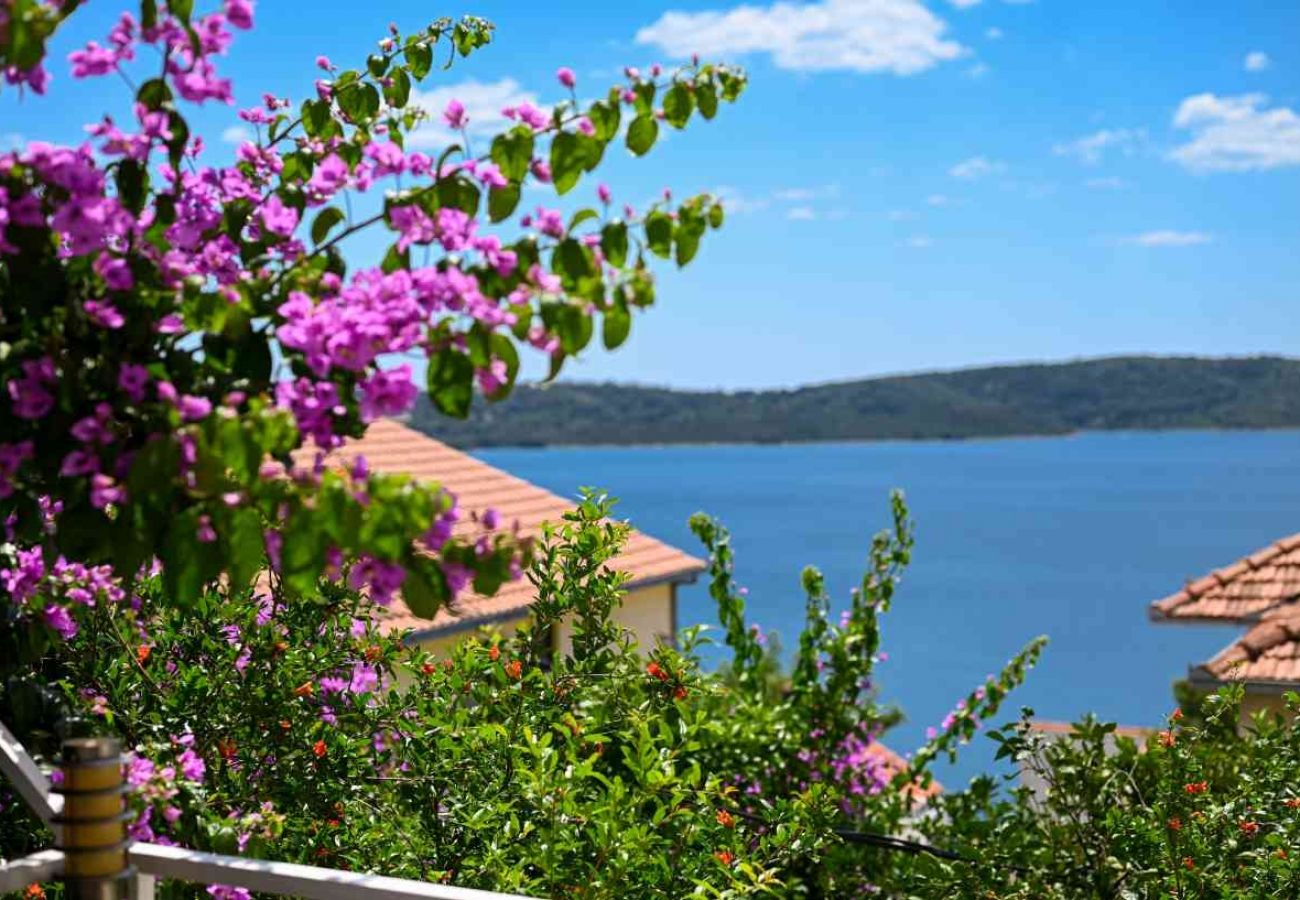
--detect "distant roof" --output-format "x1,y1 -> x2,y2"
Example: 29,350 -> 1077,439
301,420 -> 705,638
863,742 -> 943,803
1149,533 -> 1300,624
1192,609 -> 1300,690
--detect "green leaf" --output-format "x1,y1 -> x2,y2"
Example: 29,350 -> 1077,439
663,83 -> 694,129
601,222 -> 629,268
426,347 -> 475,418
170,0 -> 193,21
588,100 -> 620,142
136,78 -> 172,112
310,207 -> 345,245
402,560 -> 447,619
633,81 -> 656,116
367,54 -> 390,78
550,132 -> 592,195
553,238 -> 596,284
337,83 -> 380,124
488,184 -> 521,223
405,43 -> 433,80
383,68 -> 411,109
645,212 -> 673,259
708,203 -> 725,229
568,208 -> 599,231
226,507 -> 265,591
626,116 -> 658,156
603,304 -> 631,350
114,160 -> 148,214
302,99 -> 331,138
487,333 -> 521,400
556,304 -> 594,354
696,82 -> 719,120
491,126 -> 535,183
675,228 -> 702,267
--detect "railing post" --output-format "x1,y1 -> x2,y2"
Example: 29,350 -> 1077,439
52,737 -> 132,900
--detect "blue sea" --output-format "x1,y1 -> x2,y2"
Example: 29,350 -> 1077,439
478,430 -> 1300,787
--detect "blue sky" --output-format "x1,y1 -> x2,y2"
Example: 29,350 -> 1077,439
5,0 -> 1299,389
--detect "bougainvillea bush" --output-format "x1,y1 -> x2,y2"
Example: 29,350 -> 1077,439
0,0 -> 743,648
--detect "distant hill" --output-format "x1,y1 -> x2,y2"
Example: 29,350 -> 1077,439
406,355 -> 1300,448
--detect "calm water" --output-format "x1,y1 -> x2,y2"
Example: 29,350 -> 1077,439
478,430 -> 1300,785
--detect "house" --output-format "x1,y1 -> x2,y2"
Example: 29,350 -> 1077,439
1149,533 -> 1300,725
1017,720 -> 1153,801
1188,610 -> 1300,724
309,419 -> 705,657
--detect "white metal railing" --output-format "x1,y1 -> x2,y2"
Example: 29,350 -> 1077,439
1,720 -> 536,900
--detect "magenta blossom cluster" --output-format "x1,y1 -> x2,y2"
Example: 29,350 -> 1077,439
1,545 -> 127,640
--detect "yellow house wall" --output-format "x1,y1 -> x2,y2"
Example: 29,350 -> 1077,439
551,582 -> 676,656
1239,692 -> 1294,731
404,582 -> 678,661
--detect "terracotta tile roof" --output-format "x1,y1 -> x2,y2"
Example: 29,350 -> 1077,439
297,419 -> 705,638
1192,609 -> 1300,688
1149,533 -> 1300,623
864,742 -> 943,803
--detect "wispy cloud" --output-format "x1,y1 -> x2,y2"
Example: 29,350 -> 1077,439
714,186 -> 770,215
773,184 -> 840,201
1052,128 -> 1144,164
948,155 -> 1005,179
1169,93 -> 1300,173
786,207 -> 817,221
1123,230 -> 1213,247
635,0 -> 966,76
1244,51 -> 1271,72
949,0 -> 981,8
901,235 -> 933,248
407,79 -> 543,149
926,193 -> 951,206
984,26 -> 1004,40
887,209 -> 918,221
1085,176 -> 1129,190
221,124 -> 253,144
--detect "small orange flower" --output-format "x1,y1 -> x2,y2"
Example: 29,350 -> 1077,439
673,685 -> 688,701
1183,781 -> 1208,795
293,680 -> 314,697
1167,816 -> 1182,831
279,719 -> 291,731
136,645 -> 152,664
1285,798 -> 1300,809
1171,708 -> 1184,722
504,659 -> 523,680
364,645 -> 382,663
647,661 -> 669,682
23,884 -> 45,900
274,640 -> 289,654
489,644 -> 501,662
421,662 -> 436,675
443,658 -> 454,671
1276,848 -> 1289,860
326,818 -> 341,827
312,740 -> 327,758
714,849 -> 736,866
715,809 -> 735,829
217,738 -> 237,760
1239,820 -> 1260,837
1182,856 -> 1195,870
1158,730 -> 1175,748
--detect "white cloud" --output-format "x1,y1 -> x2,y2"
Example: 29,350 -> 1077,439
1085,176 -> 1128,190
714,186 -> 770,214
887,208 -> 918,221
925,193 -> 950,206
407,79 -> 543,149
948,155 -> 1004,179
901,235 -> 932,247
1052,128 -> 1144,164
949,0 -> 981,7
1124,230 -> 1213,247
984,26 -> 1003,40
965,62 -> 990,79
221,124 -> 253,144
1169,93 -> 1300,172
1244,51 -> 1270,72
635,0 -> 966,76
786,206 -> 817,220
